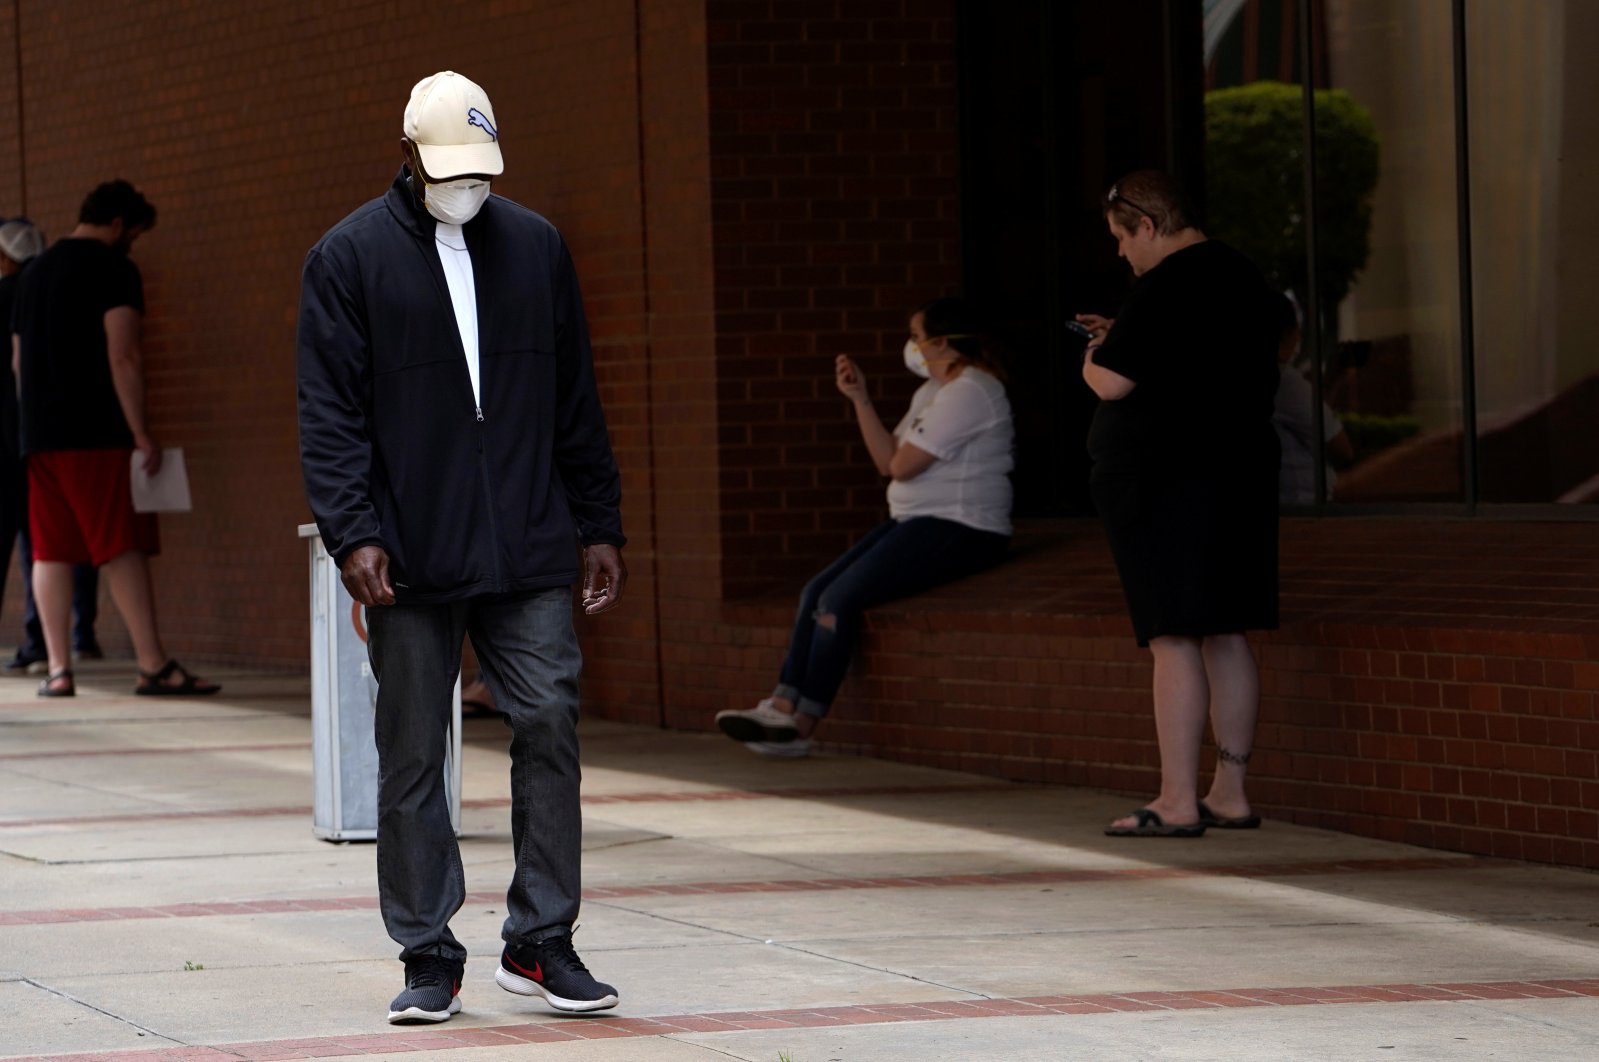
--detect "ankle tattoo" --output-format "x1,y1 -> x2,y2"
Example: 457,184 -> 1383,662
1218,746 -> 1252,767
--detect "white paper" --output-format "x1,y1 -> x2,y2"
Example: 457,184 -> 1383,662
130,447 -> 192,513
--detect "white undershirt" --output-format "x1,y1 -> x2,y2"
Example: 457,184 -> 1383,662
434,223 -> 480,407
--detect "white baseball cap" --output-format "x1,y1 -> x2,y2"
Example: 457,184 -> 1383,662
0,219 -> 44,263
403,71 -> 504,180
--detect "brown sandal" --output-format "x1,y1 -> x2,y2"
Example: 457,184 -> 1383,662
37,668 -> 75,698
134,659 -> 221,697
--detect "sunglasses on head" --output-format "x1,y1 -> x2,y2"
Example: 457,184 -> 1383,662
1107,184 -> 1158,223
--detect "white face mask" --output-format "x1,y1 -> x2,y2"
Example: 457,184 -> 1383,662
903,338 -> 930,378
424,178 -> 490,225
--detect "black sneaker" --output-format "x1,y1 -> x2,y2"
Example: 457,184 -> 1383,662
495,932 -> 619,1012
4,649 -> 43,674
387,956 -> 463,1024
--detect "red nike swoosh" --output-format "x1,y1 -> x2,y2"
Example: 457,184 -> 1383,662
505,955 -> 544,983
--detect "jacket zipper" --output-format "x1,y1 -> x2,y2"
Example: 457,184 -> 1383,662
475,409 -> 504,591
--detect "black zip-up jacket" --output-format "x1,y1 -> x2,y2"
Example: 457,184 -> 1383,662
297,168 -> 624,604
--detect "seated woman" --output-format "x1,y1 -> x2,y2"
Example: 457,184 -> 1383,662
715,297 -> 1014,757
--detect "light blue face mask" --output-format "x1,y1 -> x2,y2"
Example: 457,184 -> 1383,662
424,178 -> 490,225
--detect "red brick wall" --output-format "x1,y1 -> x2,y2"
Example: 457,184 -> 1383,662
703,519 -> 1599,872
604,0 -> 972,728
0,0 -> 681,674
0,1 -> 963,694
593,0 -> 719,725
6,3 -> 1590,876
0,2 -> 21,217
706,0 -> 963,596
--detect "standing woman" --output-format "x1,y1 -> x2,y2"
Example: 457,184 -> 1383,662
1078,171 -> 1280,837
714,297 -> 1014,757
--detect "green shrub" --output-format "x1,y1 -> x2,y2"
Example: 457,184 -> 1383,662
1205,82 -> 1380,309
1341,412 -> 1421,464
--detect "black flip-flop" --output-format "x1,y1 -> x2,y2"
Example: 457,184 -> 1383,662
134,659 -> 221,697
1198,801 -> 1262,830
37,668 -> 75,698
1104,808 -> 1206,838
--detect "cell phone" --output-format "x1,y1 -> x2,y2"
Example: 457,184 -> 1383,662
1064,319 -> 1096,340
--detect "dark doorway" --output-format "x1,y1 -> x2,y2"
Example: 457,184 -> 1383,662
956,0 -> 1204,516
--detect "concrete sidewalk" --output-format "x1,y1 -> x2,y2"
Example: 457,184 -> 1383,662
1,663 -> 1596,1061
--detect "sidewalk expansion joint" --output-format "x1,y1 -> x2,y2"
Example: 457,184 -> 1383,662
21,977 -> 185,1049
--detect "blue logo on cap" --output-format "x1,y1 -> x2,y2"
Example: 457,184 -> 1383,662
467,108 -> 497,140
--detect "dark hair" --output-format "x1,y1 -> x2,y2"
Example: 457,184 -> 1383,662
79,179 -> 157,230
1103,169 -> 1194,237
916,296 -> 1007,381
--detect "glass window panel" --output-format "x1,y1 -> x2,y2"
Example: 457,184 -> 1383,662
1317,0 -> 1465,503
1201,0 -> 1318,507
1468,0 -> 1599,504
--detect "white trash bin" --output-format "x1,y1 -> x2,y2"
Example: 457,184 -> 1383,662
302,524 -> 461,841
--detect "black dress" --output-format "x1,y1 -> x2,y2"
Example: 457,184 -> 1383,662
1087,240 -> 1280,646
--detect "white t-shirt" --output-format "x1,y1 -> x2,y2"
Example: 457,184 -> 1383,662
1274,362 -> 1342,504
434,222 -> 480,408
886,368 -> 1014,534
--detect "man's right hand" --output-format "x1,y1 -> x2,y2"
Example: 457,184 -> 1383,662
134,432 -> 163,476
341,545 -> 396,606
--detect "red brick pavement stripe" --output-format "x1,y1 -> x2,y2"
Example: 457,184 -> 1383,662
0,856 -> 1496,927
0,742 -> 311,761
0,782 -> 1014,830
0,805 -> 318,830
6,979 -> 1596,1061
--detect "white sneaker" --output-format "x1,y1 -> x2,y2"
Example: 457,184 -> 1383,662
715,698 -> 800,743
745,739 -> 813,759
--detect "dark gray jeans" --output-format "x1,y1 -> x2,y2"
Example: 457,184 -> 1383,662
366,586 -> 583,965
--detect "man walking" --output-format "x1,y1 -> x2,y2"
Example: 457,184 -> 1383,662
297,71 -> 627,1025
11,182 -> 218,699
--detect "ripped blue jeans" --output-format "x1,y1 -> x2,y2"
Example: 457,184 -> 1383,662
774,517 -> 1008,718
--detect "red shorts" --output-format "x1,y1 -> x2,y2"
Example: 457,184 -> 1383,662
27,449 -> 161,565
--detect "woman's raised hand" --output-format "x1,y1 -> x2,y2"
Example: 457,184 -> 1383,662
835,354 -> 869,405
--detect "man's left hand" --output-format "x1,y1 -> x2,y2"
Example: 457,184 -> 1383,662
581,544 -> 627,614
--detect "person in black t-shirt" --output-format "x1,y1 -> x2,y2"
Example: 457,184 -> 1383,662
0,217 -> 104,674
11,180 -> 218,699
1079,170 -> 1279,839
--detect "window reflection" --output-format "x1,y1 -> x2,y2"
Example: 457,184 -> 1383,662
1318,0 -> 1464,502
1205,0 -> 1467,504
1202,0 -> 1320,505
1191,0 -> 1599,508
1468,0 -> 1599,504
